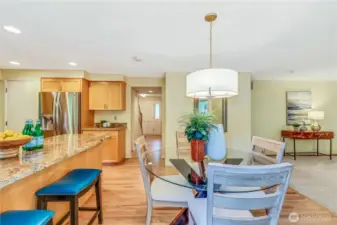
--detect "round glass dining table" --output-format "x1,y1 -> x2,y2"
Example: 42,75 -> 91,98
143,148 -> 274,196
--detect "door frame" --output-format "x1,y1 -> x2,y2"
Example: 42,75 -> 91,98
130,86 -> 164,157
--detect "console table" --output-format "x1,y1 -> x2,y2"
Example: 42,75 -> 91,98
281,130 -> 334,160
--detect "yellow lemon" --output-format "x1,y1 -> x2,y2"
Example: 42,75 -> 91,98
4,130 -> 15,137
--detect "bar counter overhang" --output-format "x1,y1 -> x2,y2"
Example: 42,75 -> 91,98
0,133 -> 110,223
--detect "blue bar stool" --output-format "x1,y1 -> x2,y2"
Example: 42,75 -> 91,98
0,210 -> 54,225
36,169 -> 103,225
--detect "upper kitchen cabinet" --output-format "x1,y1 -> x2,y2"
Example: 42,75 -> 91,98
41,78 -> 82,92
89,81 -> 126,111
89,82 -> 108,110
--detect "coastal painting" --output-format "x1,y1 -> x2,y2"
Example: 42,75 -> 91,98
286,91 -> 312,125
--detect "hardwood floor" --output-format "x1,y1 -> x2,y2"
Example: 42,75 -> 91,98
78,135 -> 337,225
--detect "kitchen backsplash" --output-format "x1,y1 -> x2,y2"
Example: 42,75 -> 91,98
94,111 -> 129,123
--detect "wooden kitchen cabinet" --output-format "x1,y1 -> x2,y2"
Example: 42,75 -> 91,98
89,81 -> 126,110
107,82 -> 126,110
40,79 -> 62,92
41,78 -> 82,92
61,79 -> 82,92
82,129 -> 126,163
89,82 -> 109,110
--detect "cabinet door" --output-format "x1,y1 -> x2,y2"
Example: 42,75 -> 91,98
107,83 -> 126,110
61,79 -> 82,92
104,136 -> 118,162
82,130 -> 120,163
41,79 -> 62,92
89,83 -> 109,110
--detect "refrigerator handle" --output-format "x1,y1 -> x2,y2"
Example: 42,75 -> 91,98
53,93 -> 57,135
55,93 -> 61,135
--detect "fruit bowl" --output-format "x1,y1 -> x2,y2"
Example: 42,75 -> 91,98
0,136 -> 33,159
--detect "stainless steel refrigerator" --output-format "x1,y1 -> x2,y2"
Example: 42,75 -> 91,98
39,92 -> 81,136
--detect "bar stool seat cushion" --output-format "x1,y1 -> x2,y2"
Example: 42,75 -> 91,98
0,210 -> 54,225
36,168 -> 102,196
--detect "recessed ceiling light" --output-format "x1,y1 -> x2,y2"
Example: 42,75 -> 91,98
132,57 -> 142,62
9,61 -> 20,65
68,62 -> 77,66
140,94 -> 147,97
3,25 -> 21,34
148,90 -> 153,93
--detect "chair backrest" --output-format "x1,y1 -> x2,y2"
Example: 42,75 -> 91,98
135,135 -> 148,153
135,136 -> 152,202
207,162 -> 292,225
176,131 -> 190,158
251,136 -> 286,164
135,143 -> 152,203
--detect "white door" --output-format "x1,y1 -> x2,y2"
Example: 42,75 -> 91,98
6,80 -> 40,132
142,100 -> 162,135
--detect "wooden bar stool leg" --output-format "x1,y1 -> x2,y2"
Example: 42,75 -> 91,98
70,196 -> 79,225
47,219 -> 54,225
37,197 -> 47,210
95,176 -> 103,224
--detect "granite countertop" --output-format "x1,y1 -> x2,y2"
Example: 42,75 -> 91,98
0,133 -> 110,189
82,127 -> 126,131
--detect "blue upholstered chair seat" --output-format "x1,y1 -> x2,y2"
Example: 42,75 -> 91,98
36,169 -> 102,196
0,210 -> 54,225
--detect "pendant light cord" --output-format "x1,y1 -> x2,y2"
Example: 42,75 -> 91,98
210,21 -> 213,68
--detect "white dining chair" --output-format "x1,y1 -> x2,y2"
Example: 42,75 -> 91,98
217,136 -> 287,218
176,131 -> 191,159
188,162 -> 293,225
135,136 -> 194,225
250,136 -> 286,165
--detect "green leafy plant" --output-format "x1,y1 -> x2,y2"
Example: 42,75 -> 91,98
179,112 -> 216,142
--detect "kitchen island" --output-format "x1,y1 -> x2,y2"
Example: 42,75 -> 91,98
0,133 -> 110,222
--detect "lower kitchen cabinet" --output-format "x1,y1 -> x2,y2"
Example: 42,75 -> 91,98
82,129 -> 126,163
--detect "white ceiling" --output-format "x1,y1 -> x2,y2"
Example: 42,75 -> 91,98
0,0 -> 336,80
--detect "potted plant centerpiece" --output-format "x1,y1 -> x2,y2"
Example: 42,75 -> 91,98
180,113 -> 215,162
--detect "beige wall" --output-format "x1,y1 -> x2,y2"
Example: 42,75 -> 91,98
252,80 -> 337,153
0,69 -> 4,131
165,72 -> 193,163
225,73 -> 252,155
164,72 -> 252,163
2,69 -> 85,80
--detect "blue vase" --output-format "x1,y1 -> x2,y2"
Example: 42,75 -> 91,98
206,124 -> 226,160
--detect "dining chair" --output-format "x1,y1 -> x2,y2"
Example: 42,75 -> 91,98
220,136 -> 286,195
176,131 -> 191,159
250,136 -> 286,165
188,162 -> 293,225
135,137 -> 194,225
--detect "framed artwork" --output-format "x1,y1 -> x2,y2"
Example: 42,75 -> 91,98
193,98 -> 228,132
286,91 -> 312,125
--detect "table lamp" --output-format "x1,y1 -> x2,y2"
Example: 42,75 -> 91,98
308,111 -> 324,131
